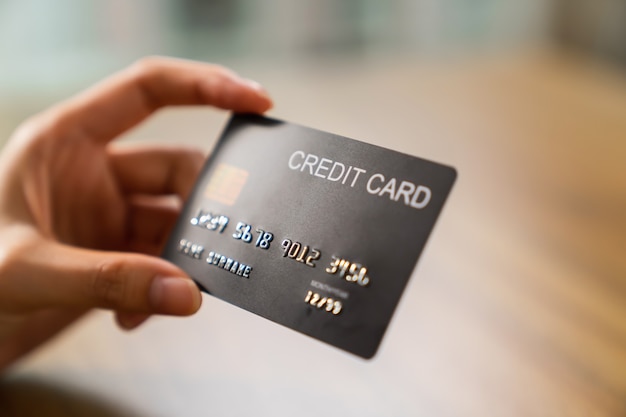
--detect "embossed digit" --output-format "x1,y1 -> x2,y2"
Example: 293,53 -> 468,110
255,230 -> 273,250
326,256 -> 340,274
332,301 -> 343,315
346,262 -> 360,281
281,239 -> 292,256
338,259 -> 350,277
304,291 -> 343,315
217,215 -> 229,233
241,225 -> 253,242
295,245 -> 309,263
305,249 -> 321,267
233,222 -> 253,243
310,292 -> 320,305
356,267 -> 370,286
288,241 -> 301,258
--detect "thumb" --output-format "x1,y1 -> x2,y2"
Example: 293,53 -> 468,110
0,240 -> 202,315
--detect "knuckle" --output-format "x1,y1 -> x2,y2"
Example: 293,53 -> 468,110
209,63 -> 233,78
0,229 -> 37,278
11,108 -> 77,154
12,116 -> 40,140
0,231 -> 38,309
10,115 -> 49,147
129,56 -> 163,79
90,259 -> 128,309
128,57 -> 166,109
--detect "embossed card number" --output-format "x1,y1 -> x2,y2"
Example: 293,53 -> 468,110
163,114 -> 456,359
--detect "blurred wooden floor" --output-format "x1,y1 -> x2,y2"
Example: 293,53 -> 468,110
1,51 -> 625,416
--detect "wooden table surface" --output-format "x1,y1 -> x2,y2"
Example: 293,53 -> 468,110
0,51 -> 625,416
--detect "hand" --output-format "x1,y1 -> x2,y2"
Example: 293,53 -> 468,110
0,57 -> 273,369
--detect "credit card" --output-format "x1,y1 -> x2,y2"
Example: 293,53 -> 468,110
162,114 -> 456,358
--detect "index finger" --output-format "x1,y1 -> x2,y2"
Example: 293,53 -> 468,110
42,57 -> 273,143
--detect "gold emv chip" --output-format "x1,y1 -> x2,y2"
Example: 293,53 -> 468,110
204,163 -> 249,206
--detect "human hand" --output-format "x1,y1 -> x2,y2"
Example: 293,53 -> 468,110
0,57 -> 273,369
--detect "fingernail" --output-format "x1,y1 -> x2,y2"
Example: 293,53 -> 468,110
242,78 -> 265,92
117,313 -> 150,330
242,78 -> 272,100
149,276 -> 202,315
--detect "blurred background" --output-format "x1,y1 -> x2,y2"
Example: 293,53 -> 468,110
1,1 -> 625,417
1,0 -> 625,135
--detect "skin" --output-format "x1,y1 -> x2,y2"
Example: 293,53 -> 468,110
0,57 -> 273,370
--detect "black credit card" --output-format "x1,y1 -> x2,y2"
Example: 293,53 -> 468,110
162,114 -> 456,358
